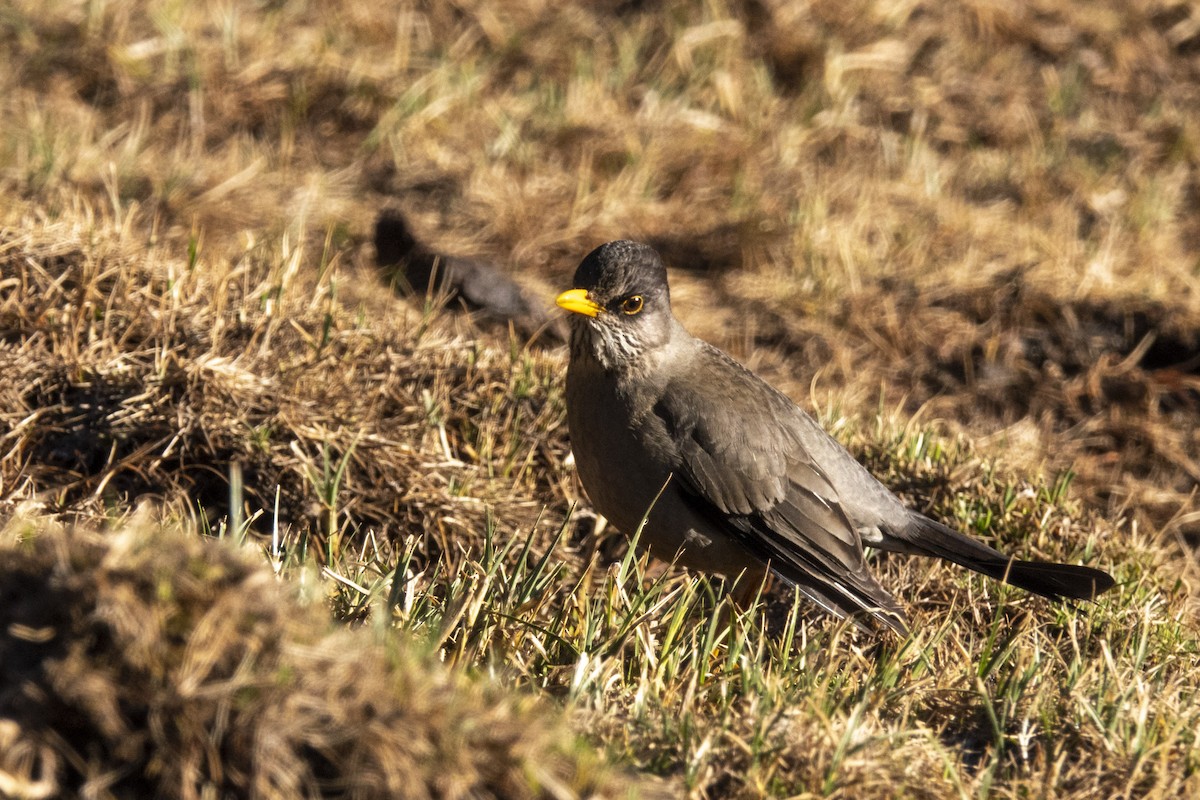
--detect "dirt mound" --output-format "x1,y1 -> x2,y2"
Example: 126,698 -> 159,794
0,514 -> 659,799
0,217 -> 570,563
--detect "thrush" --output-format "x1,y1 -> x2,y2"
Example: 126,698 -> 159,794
557,240 -> 1114,634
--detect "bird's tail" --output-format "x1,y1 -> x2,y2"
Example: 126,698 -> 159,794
898,515 -> 1115,601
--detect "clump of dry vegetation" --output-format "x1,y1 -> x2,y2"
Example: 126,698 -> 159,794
2,0 -> 1200,797
0,513 -> 655,799
0,210 -> 569,560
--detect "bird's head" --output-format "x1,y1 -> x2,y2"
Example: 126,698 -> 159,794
557,240 -> 675,370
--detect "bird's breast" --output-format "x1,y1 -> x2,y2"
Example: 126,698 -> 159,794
564,361 -> 761,576
565,363 -> 671,533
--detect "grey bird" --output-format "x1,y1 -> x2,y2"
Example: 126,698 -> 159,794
557,240 -> 1115,635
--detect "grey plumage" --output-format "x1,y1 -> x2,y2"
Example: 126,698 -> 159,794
558,240 -> 1115,635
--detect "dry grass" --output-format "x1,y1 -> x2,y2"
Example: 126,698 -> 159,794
0,513 -> 656,799
0,208 -> 568,559
4,0 -> 1198,531
2,0 -> 1200,797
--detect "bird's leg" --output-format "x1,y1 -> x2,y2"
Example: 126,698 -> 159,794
729,565 -> 773,611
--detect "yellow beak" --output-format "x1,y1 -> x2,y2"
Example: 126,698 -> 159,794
556,288 -> 604,318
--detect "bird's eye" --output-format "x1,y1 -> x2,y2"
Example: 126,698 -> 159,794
620,295 -> 644,315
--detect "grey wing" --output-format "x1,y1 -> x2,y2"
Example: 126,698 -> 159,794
655,346 -> 908,633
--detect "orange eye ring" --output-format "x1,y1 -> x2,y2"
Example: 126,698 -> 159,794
621,295 -> 644,315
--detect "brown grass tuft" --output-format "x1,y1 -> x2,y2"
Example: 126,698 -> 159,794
0,512 -> 659,799
0,210 -> 570,566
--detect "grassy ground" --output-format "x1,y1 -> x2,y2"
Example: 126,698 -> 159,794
2,0 -> 1199,797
